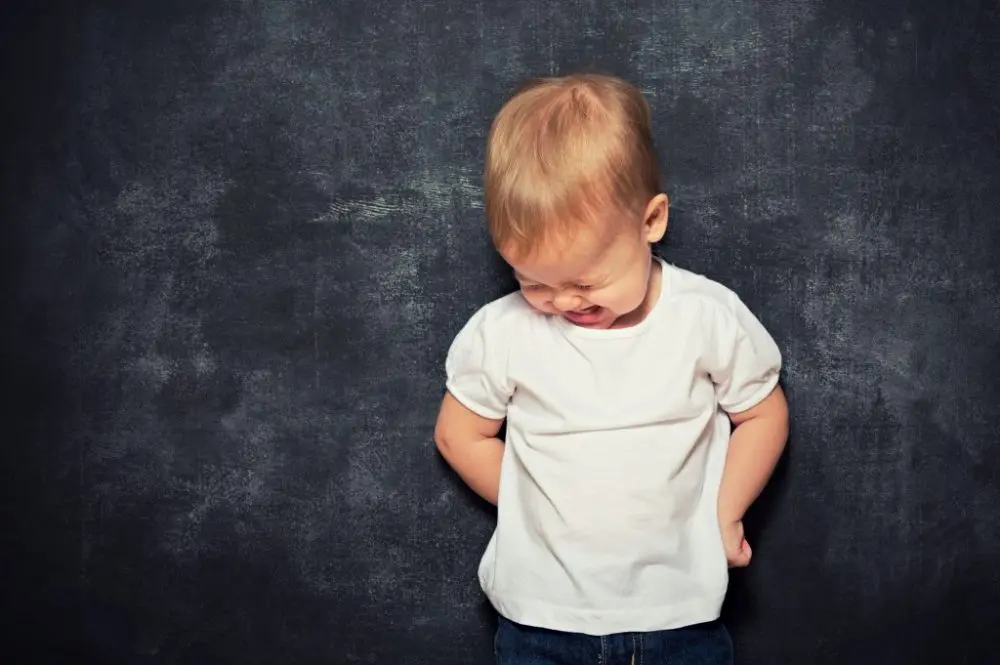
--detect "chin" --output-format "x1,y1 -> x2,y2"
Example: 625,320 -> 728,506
581,320 -> 614,329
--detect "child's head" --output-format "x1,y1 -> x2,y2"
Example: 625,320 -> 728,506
484,73 -> 669,329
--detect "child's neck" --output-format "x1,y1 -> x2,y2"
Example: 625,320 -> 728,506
610,257 -> 662,329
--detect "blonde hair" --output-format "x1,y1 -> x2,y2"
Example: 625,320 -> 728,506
484,73 -> 661,257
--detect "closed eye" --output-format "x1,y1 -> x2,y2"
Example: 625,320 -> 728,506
521,283 -> 594,291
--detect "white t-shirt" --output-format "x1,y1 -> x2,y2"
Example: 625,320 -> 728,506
444,258 -> 782,636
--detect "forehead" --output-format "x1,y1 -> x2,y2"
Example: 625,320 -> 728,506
505,224 -> 627,284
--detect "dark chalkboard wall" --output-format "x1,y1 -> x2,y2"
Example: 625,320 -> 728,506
3,0 -> 998,663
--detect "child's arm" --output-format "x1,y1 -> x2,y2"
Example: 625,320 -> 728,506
718,384 -> 789,521
434,391 -> 506,505
717,384 -> 789,565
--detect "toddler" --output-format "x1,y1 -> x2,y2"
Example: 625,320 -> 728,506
434,73 -> 789,665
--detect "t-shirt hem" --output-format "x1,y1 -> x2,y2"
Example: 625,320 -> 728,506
445,382 -> 507,420
721,371 -> 780,415
485,590 -> 727,636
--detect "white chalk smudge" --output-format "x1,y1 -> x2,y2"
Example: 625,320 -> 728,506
307,169 -> 482,224
132,353 -> 177,391
309,196 -> 407,223
811,29 -> 876,127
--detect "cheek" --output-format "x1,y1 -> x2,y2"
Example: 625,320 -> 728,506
521,290 -> 552,311
594,278 -> 647,312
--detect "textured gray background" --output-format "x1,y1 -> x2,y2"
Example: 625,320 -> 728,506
2,0 -> 998,663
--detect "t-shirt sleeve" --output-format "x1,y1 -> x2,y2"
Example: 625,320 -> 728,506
705,291 -> 783,414
444,304 -> 514,420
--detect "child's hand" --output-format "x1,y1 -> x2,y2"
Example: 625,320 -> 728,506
721,519 -> 752,568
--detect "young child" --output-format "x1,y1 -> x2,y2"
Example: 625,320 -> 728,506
434,73 -> 789,665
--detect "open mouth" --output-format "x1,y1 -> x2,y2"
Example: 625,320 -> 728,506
564,306 -> 603,325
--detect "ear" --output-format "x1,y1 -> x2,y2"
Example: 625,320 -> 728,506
642,193 -> 669,243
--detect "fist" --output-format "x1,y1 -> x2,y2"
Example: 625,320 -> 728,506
721,519 -> 752,568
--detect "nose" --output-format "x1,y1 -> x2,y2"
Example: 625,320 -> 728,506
552,291 -> 583,312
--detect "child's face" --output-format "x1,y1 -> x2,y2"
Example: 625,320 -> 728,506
502,195 -> 668,330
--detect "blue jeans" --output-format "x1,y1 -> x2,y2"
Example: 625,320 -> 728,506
494,615 -> 734,665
